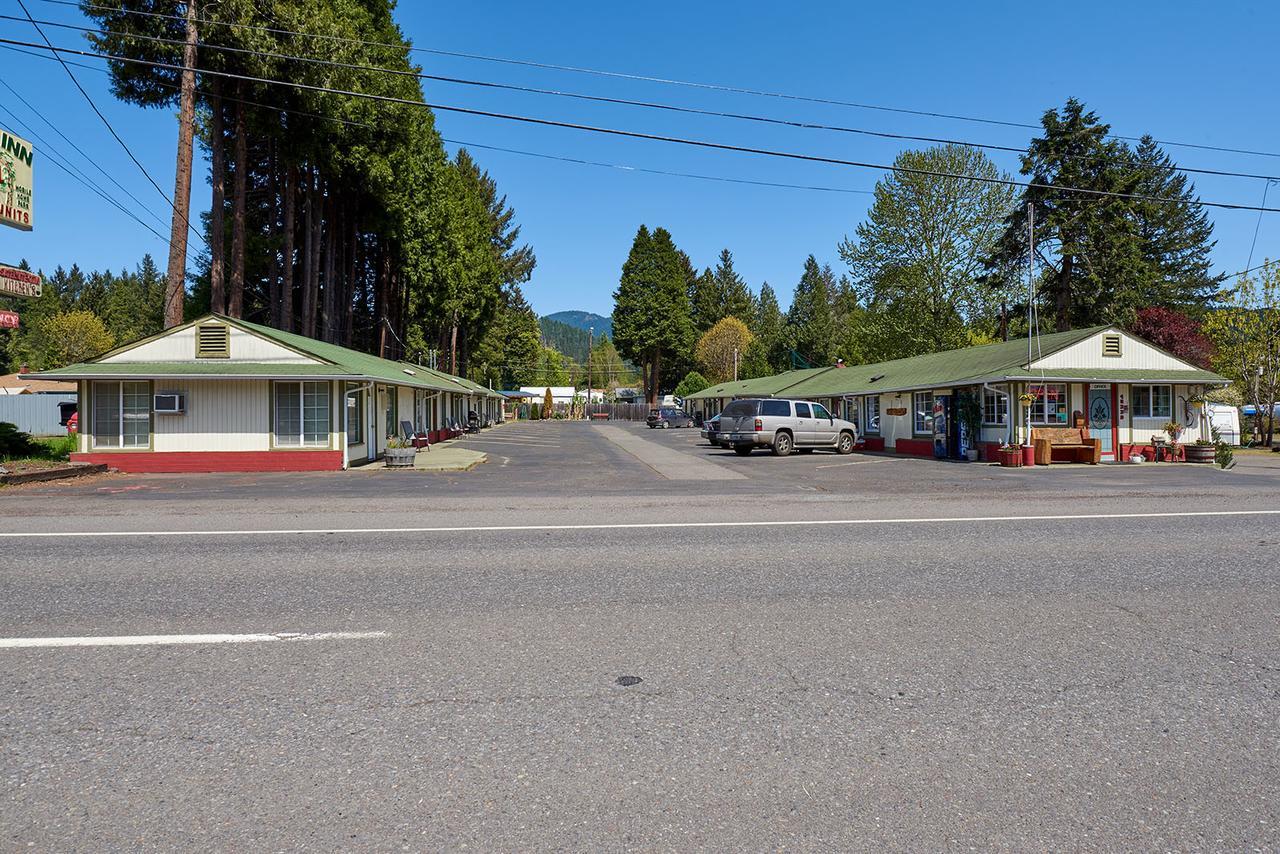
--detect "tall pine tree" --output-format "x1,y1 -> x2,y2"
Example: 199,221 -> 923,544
612,225 -> 694,403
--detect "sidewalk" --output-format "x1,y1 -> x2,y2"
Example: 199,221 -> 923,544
348,441 -> 487,473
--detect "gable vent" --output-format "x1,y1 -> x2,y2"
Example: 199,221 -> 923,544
1102,334 -> 1122,358
196,324 -> 230,359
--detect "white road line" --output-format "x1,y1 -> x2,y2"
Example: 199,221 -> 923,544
813,458 -> 899,469
0,630 -> 389,649
3,509 -> 1278,539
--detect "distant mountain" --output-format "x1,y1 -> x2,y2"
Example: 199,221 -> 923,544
539,316 -> 592,363
544,311 -> 613,341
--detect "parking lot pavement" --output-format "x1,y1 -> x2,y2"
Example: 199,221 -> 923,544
5,421 -> 1280,533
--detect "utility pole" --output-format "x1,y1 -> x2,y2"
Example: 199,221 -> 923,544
586,327 -> 593,419
164,0 -> 198,328
733,347 -> 739,382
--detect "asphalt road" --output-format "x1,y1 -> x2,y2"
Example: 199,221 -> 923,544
3,422 -> 1279,850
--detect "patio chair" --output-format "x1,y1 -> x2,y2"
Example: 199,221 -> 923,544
400,420 -> 430,450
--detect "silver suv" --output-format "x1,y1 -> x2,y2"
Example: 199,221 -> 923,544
718,398 -> 858,456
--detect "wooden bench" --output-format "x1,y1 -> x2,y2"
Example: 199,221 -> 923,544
1032,427 -> 1100,465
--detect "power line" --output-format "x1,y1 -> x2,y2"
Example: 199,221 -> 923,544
441,139 -> 874,196
1244,179 -> 1278,272
11,0 -> 207,249
38,0 -> 1280,161
7,37 -> 1280,214
0,76 -> 173,234
17,13 -> 1280,183
0,42 -> 872,199
0,101 -> 169,243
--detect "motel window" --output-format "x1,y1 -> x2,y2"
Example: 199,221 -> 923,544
275,381 -> 330,447
91,380 -> 151,449
913,391 -> 934,435
983,386 -> 1009,425
1132,384 -> 1172,419
346,386 -> 365,445
864,396 -> 880,434
1027,383 -> 1069,425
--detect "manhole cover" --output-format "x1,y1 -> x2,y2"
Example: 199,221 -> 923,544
615,675 -> 643,687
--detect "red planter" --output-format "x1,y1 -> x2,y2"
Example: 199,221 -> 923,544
998,448 -> 1022,467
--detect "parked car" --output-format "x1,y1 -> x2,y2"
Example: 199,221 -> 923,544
717,398 -> 858,456
700,414 -> 722,445
647,407 -> 694,428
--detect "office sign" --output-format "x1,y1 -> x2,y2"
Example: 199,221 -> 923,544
0,310 -> 17,329
0,265 -> 41,299
0,127 -> 33,230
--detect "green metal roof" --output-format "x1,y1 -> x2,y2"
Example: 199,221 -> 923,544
683,367 -> 832,400
688,326 -> 1227,400
33,314 -> 493,394
30,362 -> 357,378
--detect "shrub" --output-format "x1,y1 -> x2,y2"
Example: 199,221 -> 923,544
0,422 -> 40,459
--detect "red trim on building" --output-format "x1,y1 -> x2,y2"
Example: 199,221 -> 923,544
862,436 -> 886,452
894,438 -> 935,457
70,450 -> 344,473
980,442 -> 1003,462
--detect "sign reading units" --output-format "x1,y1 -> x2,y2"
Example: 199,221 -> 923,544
0,127 -> 33,231
0,265 -> 41,299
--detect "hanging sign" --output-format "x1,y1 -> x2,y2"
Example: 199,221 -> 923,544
0,310 -> 17,329
0,265 -> 41,299
0,128 -> 33,231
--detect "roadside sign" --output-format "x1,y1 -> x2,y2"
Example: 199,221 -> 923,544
0,127 -> 33,231
0,310 -> 17,329
0,265 -> 41,299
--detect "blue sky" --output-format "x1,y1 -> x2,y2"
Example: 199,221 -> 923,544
0,0 -> 1276,318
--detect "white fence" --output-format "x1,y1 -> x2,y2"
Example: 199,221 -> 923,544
0,394 -> 76,435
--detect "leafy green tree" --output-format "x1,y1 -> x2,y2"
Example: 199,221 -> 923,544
695,316 -> 753,382
587,335 -> 631,390
987,100 -> 1216,330
690,249 -> 753,334
542,385 -> 554,419
673,371 -> 710,399
1203,266 -> 1280,445
39,311 -> 116,368
745,282 -> 788,375
612,225 -> 694,403
840,144 -> 1015,357
784,256 -> 838,367
1128,135 -> 1222,312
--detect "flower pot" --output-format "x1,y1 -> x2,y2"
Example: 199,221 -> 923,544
384,447 -> 417,468
1022,445 -> 1036,467
998,449 -> 1021,467
1185,443 -> 1215,464
966,448 -> 980,462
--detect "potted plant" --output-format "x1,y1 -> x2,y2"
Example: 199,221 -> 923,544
1185,438 -> 1215,463
997,444 -> 1022,467
384,435 -> 417,468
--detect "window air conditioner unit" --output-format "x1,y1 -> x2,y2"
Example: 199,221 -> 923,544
154,392 -> 186,415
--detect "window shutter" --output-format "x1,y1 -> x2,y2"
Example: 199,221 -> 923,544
1102,334 -> 1122,358
196,324 -> 230,359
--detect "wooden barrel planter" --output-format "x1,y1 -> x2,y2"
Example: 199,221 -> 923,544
1185,443 -> 1215,464
384,447 -> 417,468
